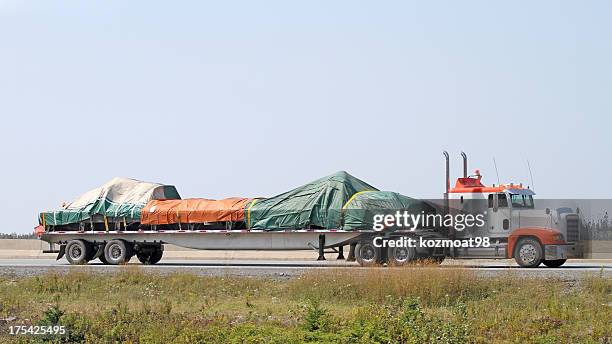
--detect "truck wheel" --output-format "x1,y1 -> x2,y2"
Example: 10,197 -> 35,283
104,240 -> 133,265
388,246 -> 416,266
355,242 -> 382,267
65,240 -> 90,265
137,249 -> 163,265
514,238 -> 543,268
543,259 -> 566,268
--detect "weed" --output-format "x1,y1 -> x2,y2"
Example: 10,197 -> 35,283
0,269 -> 608,343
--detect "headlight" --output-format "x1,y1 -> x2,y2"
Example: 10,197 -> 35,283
553,233 -> 565,242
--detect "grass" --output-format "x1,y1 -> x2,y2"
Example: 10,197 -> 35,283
0,266 -> 609,343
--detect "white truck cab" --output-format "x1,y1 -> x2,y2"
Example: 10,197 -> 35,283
443,152 -> 577,267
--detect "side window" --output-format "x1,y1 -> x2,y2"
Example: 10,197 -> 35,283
498,193 -> 508,208
487,194 -> 494,208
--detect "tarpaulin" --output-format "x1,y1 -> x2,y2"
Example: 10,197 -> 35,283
141,198 -> 253,225
246,171 -> 377,230
341,191 -> 435,230
39,177 -> 180,226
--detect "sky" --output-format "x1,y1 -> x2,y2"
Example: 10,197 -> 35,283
1,1 -> 611,233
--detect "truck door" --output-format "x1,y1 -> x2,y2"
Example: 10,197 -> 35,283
486,193 -> 511,235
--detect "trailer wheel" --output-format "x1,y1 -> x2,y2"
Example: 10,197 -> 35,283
65,240 -> 90,265
137,249 -> 163,265
514,238 -> 543,268
388,246 -> 416,266
542,259 -> 566,268
355,242 -> 382,267
104,240 -> 133,265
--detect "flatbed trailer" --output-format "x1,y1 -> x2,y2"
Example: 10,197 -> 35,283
37,152 -> 577,267
39,227 -> 448,266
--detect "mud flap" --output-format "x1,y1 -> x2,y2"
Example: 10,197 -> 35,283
92,244 -> 105,260
56,245 -> 66,261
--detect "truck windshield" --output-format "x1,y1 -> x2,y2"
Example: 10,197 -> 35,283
510,194 -> 534,208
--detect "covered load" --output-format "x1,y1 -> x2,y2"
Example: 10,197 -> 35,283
40,177 -> 180,226
246,171 -> 377,230
341,191 -> 436,230
141,198 -> 254,225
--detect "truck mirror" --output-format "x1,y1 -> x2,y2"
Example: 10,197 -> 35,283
545,208 -> 550,215
493,199 -> 498,212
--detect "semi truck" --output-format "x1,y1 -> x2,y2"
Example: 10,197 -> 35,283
36,152 -> 578,268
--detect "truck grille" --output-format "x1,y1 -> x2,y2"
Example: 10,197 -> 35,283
565,214 -> 579,242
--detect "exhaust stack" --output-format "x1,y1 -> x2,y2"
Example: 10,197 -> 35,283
443,151 -> 455,248
461,151 -> 468,178
443,151 -> 450,194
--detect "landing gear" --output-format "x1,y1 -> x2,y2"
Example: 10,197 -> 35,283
346,243 -> 357,262
514,238 -> 543,268
336,245 -> 345,260
317,234 -> 326,261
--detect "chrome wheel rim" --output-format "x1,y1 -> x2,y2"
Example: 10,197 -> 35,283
109,244 -> 122,260
360,245 -> 376,262
69,245 -> 83,260
519,244 -> 537,264
394,247 -> 409,262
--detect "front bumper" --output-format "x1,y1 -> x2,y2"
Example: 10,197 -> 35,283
544,243 -> 576,260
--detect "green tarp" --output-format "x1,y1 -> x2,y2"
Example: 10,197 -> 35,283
341,191 -> 435,230
40,177 -> 180,226
246,171 -> 377,230
40,173 -> 432,231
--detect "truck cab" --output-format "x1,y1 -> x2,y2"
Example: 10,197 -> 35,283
445,155 -> 577,267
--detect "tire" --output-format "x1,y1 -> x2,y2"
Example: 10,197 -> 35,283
514,238 -> 543,268
137,249 -> 163,265
65,240 -> 90,265
104,240 -> 133,265
355,241 -> 382,267
543,259 -> 566,268
388,245 -> 416,266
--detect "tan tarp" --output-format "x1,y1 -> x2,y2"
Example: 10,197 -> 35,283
63,177 -> 178,210
40,177 -> 180,226
141,198 -> 252,225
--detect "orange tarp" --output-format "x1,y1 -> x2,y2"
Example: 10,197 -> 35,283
141,198 -> 252,225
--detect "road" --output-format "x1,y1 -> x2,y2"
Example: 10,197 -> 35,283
0,258 -> 609,279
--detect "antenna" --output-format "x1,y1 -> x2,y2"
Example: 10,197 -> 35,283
527,160 -> 535,190
493,157 -> 500,184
